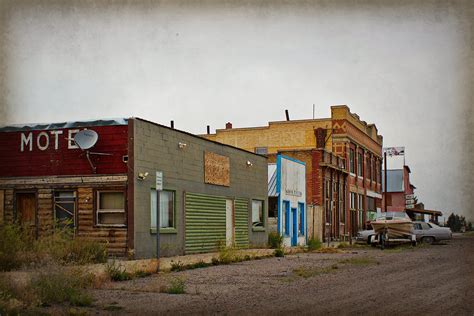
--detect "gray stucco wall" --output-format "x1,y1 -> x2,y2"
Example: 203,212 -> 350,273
132,118 -> 268,258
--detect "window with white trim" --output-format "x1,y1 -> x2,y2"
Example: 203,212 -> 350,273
252,200 -> 264,228
350,192 -> 356,210
96,191 -> 126,227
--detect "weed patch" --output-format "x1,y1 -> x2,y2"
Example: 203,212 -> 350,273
170,261 -> 186,272
274,248 -> 285,257
307,238 -> 322,251
337,242 -> 350,249
161,277 -> 186,294
218,245 -> 237,264
268,232 -> 284,249
0,223 -> 107,272
106,261 -> 132,282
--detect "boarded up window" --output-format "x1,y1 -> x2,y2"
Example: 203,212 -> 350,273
204,152 -> 230,187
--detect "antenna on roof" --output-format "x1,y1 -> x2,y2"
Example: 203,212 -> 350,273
74,130 -> 112,173
313,104 -> 315,119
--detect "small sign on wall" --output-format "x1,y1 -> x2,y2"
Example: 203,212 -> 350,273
156,171 -> 163,191
204,152 -> 230,187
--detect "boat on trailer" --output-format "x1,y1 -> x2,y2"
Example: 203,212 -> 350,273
370,212 -> 416,248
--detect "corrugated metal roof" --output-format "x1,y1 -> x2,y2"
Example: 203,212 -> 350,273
268,164 -> 277,197
0,118 -> 128,132
382,169 -> 404,192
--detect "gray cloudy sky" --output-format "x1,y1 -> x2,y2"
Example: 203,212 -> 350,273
1,0 -> 472,221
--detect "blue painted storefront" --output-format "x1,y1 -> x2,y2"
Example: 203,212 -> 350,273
276,154 -> 307,247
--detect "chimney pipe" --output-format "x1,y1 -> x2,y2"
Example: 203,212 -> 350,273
171,120 -> 174,129
285,109 -> 290,121
225,122 -> 233,129
207,125 -> 210,134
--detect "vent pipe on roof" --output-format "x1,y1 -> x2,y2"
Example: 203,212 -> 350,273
285,109 -> 290,121
171,120 -> 174,129
207,125 -> 210,134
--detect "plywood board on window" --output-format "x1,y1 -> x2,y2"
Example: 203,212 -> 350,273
204,152 -> 230,187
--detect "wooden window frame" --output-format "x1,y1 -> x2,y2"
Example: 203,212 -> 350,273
53,190 -> 77,229
95,189 -> 127,228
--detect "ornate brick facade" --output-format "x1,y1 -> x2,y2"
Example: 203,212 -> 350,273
202,105 -> 383,240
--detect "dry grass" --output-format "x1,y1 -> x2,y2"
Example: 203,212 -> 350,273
1,266 -> 95,314
0,223 -> 107,272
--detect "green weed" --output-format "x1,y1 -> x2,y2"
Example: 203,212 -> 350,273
161,277 -> 186,294
307,238 -> 322,251
31,268 -> 93,307
268,232 -> 284,249
106,261 -> 132,282
170,261 -> 185,272
274,248 -> 285,257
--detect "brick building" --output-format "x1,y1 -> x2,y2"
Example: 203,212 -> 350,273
203,105 -> 383,240
382,165 -> 416,212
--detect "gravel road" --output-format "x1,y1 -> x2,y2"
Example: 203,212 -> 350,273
90,234 -> 473,315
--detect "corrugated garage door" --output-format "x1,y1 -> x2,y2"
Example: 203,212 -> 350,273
185,193 -> 249,254
234,198 -> 249,248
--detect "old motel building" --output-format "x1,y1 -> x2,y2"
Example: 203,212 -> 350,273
0,118 -> 268,258
204,105 -> 383,241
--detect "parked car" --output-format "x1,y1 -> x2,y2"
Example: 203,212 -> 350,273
413,221 -> 452,244
355,229 -> 375,244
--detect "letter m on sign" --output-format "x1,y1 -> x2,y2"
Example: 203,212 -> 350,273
21,133 -> 33,152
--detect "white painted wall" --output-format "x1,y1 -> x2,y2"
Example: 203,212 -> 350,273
278,156 -> 306,247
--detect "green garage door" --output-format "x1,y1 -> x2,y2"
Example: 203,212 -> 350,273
185,193 -> 249,254
234,198 -> 249,248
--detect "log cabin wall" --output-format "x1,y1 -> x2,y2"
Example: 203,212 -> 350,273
0,176 -> 128,257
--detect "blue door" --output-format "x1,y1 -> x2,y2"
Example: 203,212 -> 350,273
291,208 -> 298,246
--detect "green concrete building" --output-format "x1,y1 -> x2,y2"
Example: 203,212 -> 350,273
130,118 -> 268,258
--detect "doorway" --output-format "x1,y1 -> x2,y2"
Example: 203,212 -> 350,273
291,207 -> 298,246
225,199 -> 234,247
15,192 -> 37,237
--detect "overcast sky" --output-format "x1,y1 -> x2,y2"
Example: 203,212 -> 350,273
1,0 -> 472,221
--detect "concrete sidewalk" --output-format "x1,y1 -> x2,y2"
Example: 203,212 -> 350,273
160,248 -> 275,271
